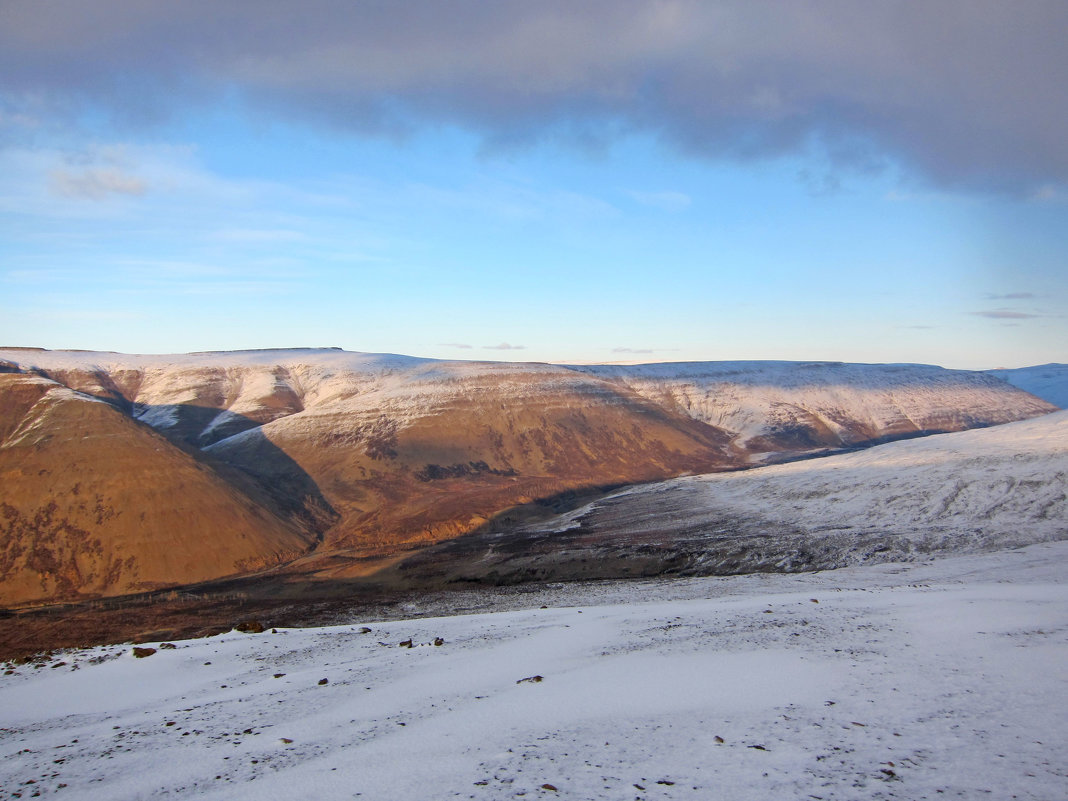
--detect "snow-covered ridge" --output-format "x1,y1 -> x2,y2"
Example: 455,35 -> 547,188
986,363 -> 1068,408
1,349 -> 1054,454
572,359 -> 1054,450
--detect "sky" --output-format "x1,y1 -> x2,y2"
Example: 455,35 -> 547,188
1,1 -> 1065,369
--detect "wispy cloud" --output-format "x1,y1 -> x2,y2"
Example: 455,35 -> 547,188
970,309 -> 1039,320
900,325 -> 936,330
625,190 -> 691,212
612,347 -> 655,354
211,228 -> 306,243
438,342 -> 472,349
985,292 -> 1035,300
484,342 -> 525,351
49,167 -> 146,199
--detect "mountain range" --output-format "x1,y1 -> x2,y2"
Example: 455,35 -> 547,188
0,347 -> 1060,607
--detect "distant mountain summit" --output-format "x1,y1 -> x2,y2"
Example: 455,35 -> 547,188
0,348 -> 1057,606
986,363 -> 1068,408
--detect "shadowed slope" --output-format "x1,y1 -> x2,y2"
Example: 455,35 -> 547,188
0,374 -> 318,606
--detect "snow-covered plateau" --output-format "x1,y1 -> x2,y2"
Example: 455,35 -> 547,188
2,542 -> 1065,800
987,363 -> 1068,409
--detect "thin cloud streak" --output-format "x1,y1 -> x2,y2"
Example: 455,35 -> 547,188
49,167 -> 147,199
970,310 -> 1039,320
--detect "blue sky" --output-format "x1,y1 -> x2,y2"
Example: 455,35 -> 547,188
1,2 -> 1065,369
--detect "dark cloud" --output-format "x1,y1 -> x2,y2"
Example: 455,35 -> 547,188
483,343 -> 525,351
2,2 -> 1066,193
970,310 -> 1039,320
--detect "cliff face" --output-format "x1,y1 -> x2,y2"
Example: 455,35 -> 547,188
0,348 -> 1057,605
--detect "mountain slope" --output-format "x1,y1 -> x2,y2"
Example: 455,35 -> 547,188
411,409 -> 1067,585
0,348 -> 1058,602
574,360 -> 1055,456
986,363 -> 1068,408
3,542 -> 1066,800
0,373 -> 317,606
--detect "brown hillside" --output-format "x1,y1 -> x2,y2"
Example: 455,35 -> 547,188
0,374 -> 317,606
207,368 -> 738,556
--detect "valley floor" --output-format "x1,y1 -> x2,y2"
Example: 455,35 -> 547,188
1,541 -> 1066,800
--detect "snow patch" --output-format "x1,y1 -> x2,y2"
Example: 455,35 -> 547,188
1,542 -> 1065,800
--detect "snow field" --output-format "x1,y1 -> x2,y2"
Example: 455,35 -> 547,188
2,541 -> 1066,800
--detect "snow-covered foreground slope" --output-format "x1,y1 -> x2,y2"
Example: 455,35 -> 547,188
2,542 -> 1066,800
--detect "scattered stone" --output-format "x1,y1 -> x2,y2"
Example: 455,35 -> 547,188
159,643 -> 177,650
318,678 -> 329,685
273,673 -> 286,679
851,721 -> 867,727
656,779 -> 676,785
433,637 -> 445,646
541,784 -> 558,791
165,722 -> 176,727
234,620 -> 265,634
132,647 -> 156,659
280,738 -> 293,744
358,627 -> 372,634
516,675 -> 544,684
713,736 -> 725,744
399,639 -> 413,648
810,598 -> 819,603
747,745 -> 767,751
634,784 -> 646,791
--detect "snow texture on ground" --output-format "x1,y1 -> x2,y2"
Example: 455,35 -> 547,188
513,410 -> 1068,571
2,542 -> 1066,801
